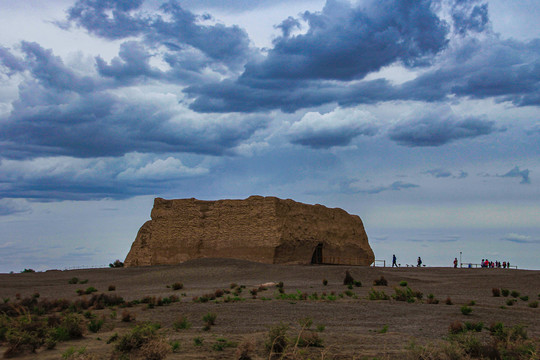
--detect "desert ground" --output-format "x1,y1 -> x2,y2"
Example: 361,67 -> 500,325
0,258 -> 538,359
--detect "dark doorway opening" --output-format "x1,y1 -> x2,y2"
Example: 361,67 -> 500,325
311,243 -> 323,264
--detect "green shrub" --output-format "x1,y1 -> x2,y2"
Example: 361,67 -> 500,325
121,310 -> 135,322
510,290 -> 520,298
84,286 -> 98,295
212,338 -> 237,351
354,280 -> 362,287
170,340 -> 180,353
173,316 -> 191,331
468,300 -> 476,306
399,281 -> 408,287
506,299 -> 515,306
368,288 -> 390,300
528,301 -> 538,308
445,297 -> 453,305
88,318 -> 104,333
393,287 -> 421,303
501,289 -> 510,297
193,337 -> 204,346
115,322 -> 160,353
426,294 -> 439,304
109,260 -> 124,268
344,290 -> 354,297
202,312 -> 217,326
68,277 -> 79,284
519,295 -> 529,301
460,306 -> 473,315
464,321 -> 483,332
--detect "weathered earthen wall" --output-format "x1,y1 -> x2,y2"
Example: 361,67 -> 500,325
124,196 -> 374,266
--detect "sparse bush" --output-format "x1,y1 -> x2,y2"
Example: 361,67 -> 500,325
235,337 -> 255,360
230,282 -> 238,289
202,312 -> 217,330
170,340 -> 180,353
84,287 -> 98,295
88,318 -> 104,333
79,279 -> 88,284
468,300 -> 476,306
368,288 -> 390,300
464,321 -> 483,332
354,280 -> 362,287
115,322 -> 160,353
140,338 -> 171,360
322,279 -> 328,286
108,285 -> 116,291
344,290 -> 354,297
373,276 -> 388,286
445,297 -> 453,305
68,277 -> 79,284
393,286 -> 421,303
501,289 -> 510,297
193,337 -> 204,346
109,260 -> 124,268
426,293 -> 439,304
492,287 -> 501,297
173,316 -> 191,331
449,320 -> 465,334
214,289 -> 224,298
460,306 -> 473,315
121,310 -> 135,322
520,295 -> 529,301
399,281 -> 408,287
510,290 -> 520,298
21,268 -> 35,273
343,270 -> 354,285
212,337 -> 237,351
172,282 -> 183,290
529,301 -> 538,308
266,322 -> 289,356
506,299 -> 516,306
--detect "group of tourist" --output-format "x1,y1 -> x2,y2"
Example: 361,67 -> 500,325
481,259 -> 511,268
391,255 -> 423,267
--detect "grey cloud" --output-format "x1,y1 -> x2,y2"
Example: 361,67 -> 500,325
501,233 -> 539,244
0,82 -> 269,159
275,16 -> 301,38
242,0 -> 448,82
288,109 -> 378,149
388,113 -> 496,147
499,166 -> 531,184
0,47 -> 26,74
67,0 -> 252,70
424,168 -> 469,178
452,1 -> 489,35
96,41 -> 160,81
0,199 -> 32,216
20,42 -> 95,93
342,180 -> 419,195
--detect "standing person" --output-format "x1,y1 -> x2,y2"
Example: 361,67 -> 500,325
417,257 -> 422,267
453,258 -> 458,268
392,254 -> 398,267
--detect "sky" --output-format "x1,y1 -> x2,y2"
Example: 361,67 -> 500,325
0,0 -> 539,272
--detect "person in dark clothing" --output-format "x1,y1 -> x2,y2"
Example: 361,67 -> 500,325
417,257 -> 422,267
392,254 -> 398,267
453,258 -> 458,268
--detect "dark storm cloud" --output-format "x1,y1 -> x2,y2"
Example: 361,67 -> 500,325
96,41 -> 160,81
388,113 -> 496,147
0,77 -> 269,159
499,166 -> 531,184
452,0 -> 489,35
0,47 -> 26,74
243,0 -> 448,82
67,0 -> 252,70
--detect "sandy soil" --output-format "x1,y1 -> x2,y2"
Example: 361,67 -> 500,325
0,258 -> 539,359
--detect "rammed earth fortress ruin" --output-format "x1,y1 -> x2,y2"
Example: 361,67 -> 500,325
125,196 -> 375,267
